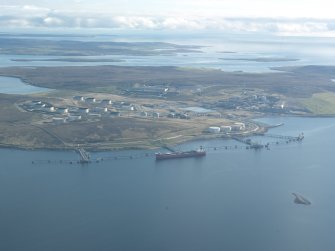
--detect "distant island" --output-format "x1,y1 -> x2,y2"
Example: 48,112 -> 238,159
220,57 -> 299,62
0,37 -> 203,56
12,58 -> 124,63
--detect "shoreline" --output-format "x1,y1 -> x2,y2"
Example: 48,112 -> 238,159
0,114 -> 334,153
0,122 -> 269,152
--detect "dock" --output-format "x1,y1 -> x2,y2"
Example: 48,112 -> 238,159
31,133 -> 304,165
232,137 -> 265,149
265,133 -> 304,142
77,148 -> 90,163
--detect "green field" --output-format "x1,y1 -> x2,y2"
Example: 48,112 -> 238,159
301,92 -> 335,115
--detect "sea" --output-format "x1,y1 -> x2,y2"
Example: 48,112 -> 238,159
1,32 -> 335,251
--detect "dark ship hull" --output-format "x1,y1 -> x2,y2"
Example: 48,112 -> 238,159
155,150 -> 206,160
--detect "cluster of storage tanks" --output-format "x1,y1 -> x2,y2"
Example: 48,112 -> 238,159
207,122 -> 245,133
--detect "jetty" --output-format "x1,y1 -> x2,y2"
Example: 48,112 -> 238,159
77,148 -> 90,164
232,137 -> 265,150
265,133 -> 304,142
30,133 -> 305,165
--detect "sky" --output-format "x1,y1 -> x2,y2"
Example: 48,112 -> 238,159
1,0 -> 335,36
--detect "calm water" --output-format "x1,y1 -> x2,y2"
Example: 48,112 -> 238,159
0,76 -> 51,94
1,33 -> 335,72
1,117 -> 335,251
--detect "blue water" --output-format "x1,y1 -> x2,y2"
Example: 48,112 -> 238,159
1,117 -> 335,251
0,76 -> 51,94
1,33 -> 335,72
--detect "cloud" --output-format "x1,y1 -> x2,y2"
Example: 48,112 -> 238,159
1,4 -> 335,36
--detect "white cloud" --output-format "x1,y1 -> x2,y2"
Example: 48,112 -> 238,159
112,16 -> 157,29
1,4 -> 335,36
43,17 -> 64,26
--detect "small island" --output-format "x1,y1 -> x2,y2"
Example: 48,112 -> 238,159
292,193 -> 311,205
220,57 -> 299,62
11,58 -> 124,63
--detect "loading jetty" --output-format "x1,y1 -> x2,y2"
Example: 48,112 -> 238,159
31,133 -> 304,165
232,137 -> 265,150
77,148 -> 91,164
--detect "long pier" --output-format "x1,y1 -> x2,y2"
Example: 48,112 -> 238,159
31,133 -> 304,165
232,137 -> 265,150
263,133 -> 304,141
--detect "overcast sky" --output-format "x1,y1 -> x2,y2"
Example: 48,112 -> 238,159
1,0 -> 335,35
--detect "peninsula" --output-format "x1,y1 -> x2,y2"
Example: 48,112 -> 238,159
0,35 -> 335,150
0,64 -> 335,150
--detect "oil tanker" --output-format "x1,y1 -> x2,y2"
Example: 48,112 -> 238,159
155,149 -> 206,160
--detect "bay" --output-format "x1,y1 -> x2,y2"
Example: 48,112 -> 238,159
0,76 -> 51,94
1,117 -> 335,251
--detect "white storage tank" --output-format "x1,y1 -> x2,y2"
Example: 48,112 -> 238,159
207,126 -> 221,133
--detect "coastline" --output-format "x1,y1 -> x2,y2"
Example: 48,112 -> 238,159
2,114 -> 334,152
0,121 -> 269,152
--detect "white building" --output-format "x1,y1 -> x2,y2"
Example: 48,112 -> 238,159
207,126 -> 221,133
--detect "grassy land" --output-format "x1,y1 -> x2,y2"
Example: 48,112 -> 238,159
301,92 -> 335,115
0,65 -> 334,97
1,65 -> 335,150
0,37 -> 202,56
0,92 -> 237,150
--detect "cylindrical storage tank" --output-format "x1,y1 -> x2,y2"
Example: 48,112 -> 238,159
207,126 -> 221,133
